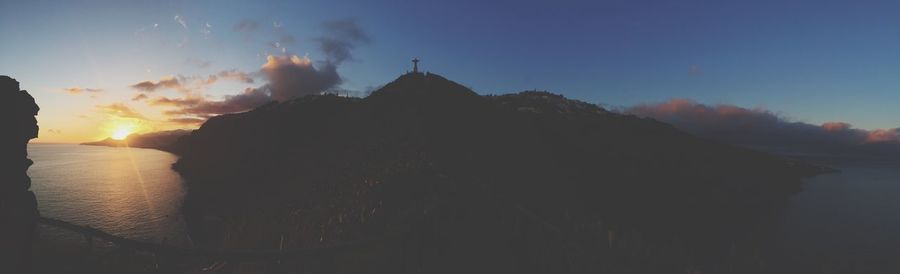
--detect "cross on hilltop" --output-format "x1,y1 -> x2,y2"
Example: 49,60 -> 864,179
412,58 -> 420,73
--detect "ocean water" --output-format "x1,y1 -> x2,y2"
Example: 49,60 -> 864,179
27,143 -> 189,245
772,157 -> 900,273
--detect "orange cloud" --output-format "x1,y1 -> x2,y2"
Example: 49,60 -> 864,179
262,54 -> 312,70
96,103 -> 147,120
62,87 -> 103,94
150,96 -> 204,107
822,122 -> 852,132
866,129 -> 899,143
132,93 -> 149,101
168,117 -> 206,125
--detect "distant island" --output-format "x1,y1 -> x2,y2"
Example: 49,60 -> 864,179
164,72 -> 832,272
81,129 -> 191,153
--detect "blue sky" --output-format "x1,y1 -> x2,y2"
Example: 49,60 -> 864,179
1,0 -> 898,142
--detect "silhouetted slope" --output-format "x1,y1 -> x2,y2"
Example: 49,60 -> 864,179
82,129 -> 191,152
171,72 -> 828,272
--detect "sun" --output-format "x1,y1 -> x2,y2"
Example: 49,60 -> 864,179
110,124 -> 136,140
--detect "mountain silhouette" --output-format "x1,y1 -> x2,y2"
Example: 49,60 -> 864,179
171,72 -> 829,273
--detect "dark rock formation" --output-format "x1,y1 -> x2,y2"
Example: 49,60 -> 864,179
0,75 -> 39,273
172,72 -> 828,272
81,129 -> 191,153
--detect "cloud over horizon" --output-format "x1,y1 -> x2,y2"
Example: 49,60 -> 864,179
151,54 -> 339,119
146,19 -> 370,125
625,99 -> 900,153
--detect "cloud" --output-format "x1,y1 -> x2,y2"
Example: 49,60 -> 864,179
47,129 -> 62,134
153,55 -> 338,123
234,19 -> 258,32
624,99 -> 900,151
131,76 -> 182,92
317,19 -> 372,65
150,96 -> 205,107
152,20 -> 371,125
174,15 -> 190,47
168,117 -> 206,125
822,122 -> 851,132
96,103 -> 147,120
866,128 -> 900,143
162,87 -> 272,118
62,87 -> 103,94
174,15 -> 188,30
217,69 -> 255,83
200,22 -> 213,38
132,93 -> 149,101
261,55 -> 341,101
131,71 -> 255,93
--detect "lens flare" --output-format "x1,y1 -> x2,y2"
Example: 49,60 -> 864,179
111,124 -> 136,140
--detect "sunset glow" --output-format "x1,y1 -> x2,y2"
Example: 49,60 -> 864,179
110,124 -> 136,140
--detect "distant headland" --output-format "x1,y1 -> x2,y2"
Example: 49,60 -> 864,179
81,129 -> 191,153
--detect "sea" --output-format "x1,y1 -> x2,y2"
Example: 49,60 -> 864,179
27,143 -> 190,245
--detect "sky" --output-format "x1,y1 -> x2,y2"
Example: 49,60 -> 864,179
1,0 -> 898,143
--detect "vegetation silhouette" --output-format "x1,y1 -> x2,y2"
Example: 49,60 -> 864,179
170,72 -> 829,273
0,75 -> 40,273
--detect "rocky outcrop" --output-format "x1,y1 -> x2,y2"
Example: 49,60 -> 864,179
0,75 -> 40,273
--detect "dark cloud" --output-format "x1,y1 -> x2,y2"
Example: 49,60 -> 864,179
62,87 -> 103,94
163,88 -> 271,118
317,19 -> 372,65
624,99 -> 900,152
322,19 -> 371,42
132,93 -> 149,101
96,103 -> 147,120
234,19 -> 258,32
261,55 -> 341,101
